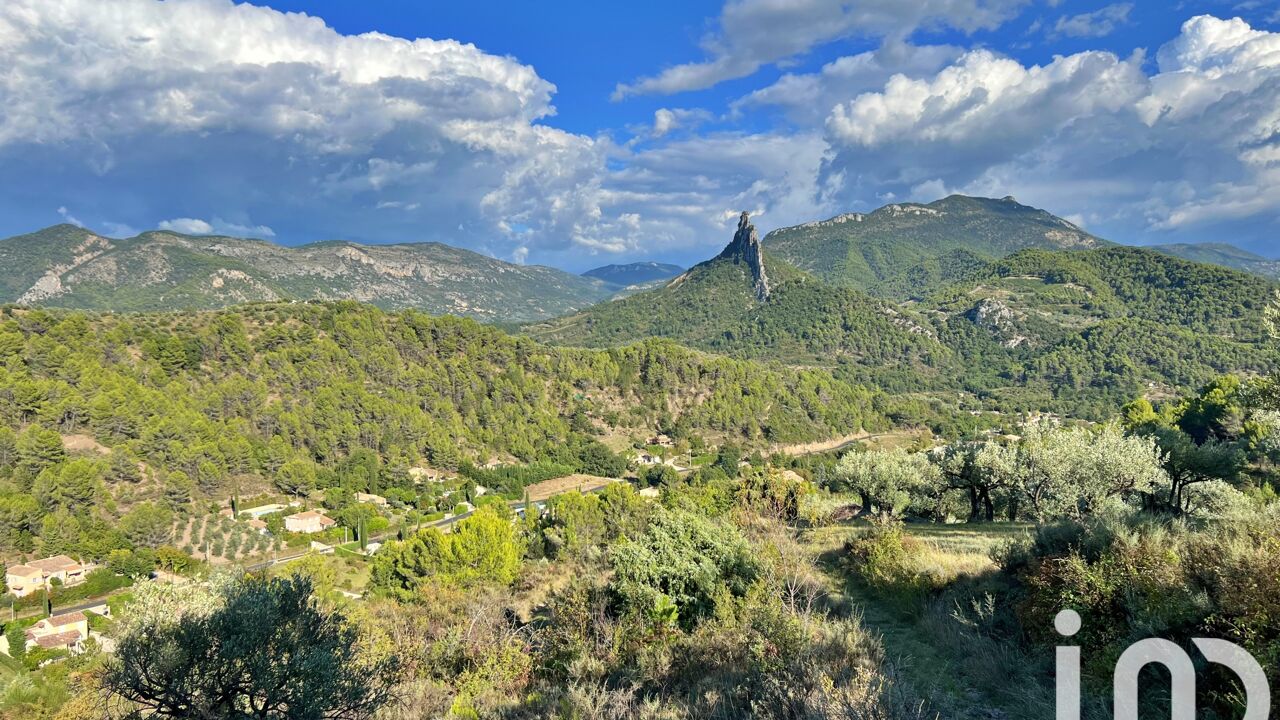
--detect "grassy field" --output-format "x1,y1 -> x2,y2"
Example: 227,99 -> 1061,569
800,512 -> 1044,719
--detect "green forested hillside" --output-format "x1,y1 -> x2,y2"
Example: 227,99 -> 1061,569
928,246 -> 1273,344
533,225 -> 1277,418
0,301 -> 895,556
763,195 -> 1108,293
528,252 -> 944,372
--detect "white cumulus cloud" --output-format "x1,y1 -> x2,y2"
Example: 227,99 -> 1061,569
0,0 -> 631,260
818,15 -> 1280,251
1053,3 -> 1133,39
614,0 -> 1029,98
158,218 -> 215,235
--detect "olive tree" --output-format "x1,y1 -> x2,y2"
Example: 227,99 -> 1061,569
104,574 -> 398,719
1147,426 -> 1246,514
934,441 -> 1016,523
834,448 -> 941,518
1012,424 -> 1167,521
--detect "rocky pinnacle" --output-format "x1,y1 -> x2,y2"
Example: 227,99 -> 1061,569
717,211 -> 771,301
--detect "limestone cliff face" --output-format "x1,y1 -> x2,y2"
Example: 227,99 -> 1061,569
717,212 -> 770,301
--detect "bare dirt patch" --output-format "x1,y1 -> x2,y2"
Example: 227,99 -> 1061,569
523,474 -> 617,502
61,433 -> 110,454
767,431 -> 870,456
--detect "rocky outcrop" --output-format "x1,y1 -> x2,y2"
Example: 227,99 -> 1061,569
717,212 -> 771,301
798,213 -> 866,229
965,298 -> 1031,348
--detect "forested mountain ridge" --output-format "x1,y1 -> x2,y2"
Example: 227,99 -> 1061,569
1149,242 -> 1280,279
525,214 -> 947,374
763,195 -> 1109,294
531,216 -> 1278,418
922,246 -> 1278,415
0,300 -> 884,486
0,225 -> 614,322
930,246 -> 1276,342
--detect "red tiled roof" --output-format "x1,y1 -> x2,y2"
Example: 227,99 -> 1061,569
287,510 -> 335,524
34,630 -> 83,649
47,611 -> 87,627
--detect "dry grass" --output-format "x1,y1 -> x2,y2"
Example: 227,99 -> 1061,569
800,516 -> 1058,719
522,474 -> 618,502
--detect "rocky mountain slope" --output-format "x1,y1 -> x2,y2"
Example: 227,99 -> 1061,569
530,213 -> 1277,417
526,212 -> 946,371
0,225 -> 613,322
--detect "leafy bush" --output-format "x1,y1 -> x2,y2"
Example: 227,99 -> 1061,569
608,507 -> 759,627
1006,512 -> 1280,713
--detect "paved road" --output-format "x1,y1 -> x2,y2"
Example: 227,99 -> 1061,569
5,592 -> 119,623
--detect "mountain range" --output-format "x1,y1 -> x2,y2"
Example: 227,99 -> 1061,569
0,197 -> 1272,323
1147,242 -> 1280,279
582,261 -> 685,288
0,224 -> 614,322
761,195 -> 1109,296
0,195 -> 1274,418
528,200 -> 1277,418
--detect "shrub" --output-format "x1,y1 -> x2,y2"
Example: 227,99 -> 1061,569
844,520 -> 991,608
1009,511 -> 1280,713
608,507 -> 758,627
844,521 -> 931,602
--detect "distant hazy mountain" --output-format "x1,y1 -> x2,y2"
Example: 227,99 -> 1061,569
582,261 -> 684,288
1148,242 -> 1280,279
0,224 -> 613,322
763,195 -> 1109,295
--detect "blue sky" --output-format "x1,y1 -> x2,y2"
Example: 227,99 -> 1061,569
0,0 -> 1277,271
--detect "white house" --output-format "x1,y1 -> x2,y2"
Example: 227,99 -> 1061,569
354,492 -> 388,507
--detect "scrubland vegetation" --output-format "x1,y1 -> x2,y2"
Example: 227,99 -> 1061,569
0,292 -> 1275,719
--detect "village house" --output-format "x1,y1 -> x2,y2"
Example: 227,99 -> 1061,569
5,555 -> 89,598
24,611 -> 89,655
354,492 -> 388,507
636,451 -> 666,465
247,518 -> 269,535
285,510 -> 337,534
636,452 -> 678,467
